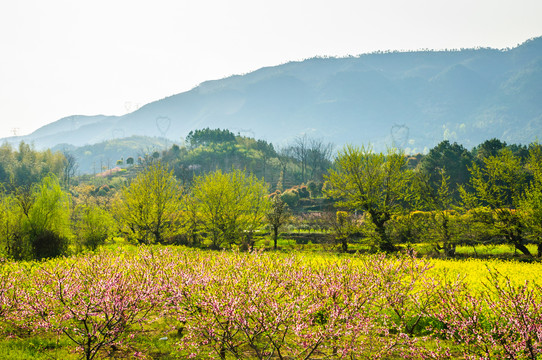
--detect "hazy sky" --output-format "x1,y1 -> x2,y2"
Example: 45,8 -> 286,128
1,0 -> 541,139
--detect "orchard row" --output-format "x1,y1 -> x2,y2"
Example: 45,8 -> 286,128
1,247 -> 541,359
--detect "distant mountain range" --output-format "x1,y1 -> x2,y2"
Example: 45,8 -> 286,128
3,36 -> 542,153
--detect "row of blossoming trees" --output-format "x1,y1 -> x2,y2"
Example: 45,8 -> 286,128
1,247 -> 541,359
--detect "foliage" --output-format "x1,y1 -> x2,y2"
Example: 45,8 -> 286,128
163,130 -> 331,189
114,162 -> 182,244
10,175 -> 72,260
0,142 -> 65,189
520,143 -> 542,256
460,148 -> 531,255
331,210 -> 359,252
73,203 -> 115,250
0,192 -> 24,260
3,135 -> 542,260
188,169 -> 270,249
280,188 -> 299,208
412,169 -> 460,256
266,195 -> 291,249
325,145 -> 411,252
306,180 -> 323,198
418,140 -> 472,197
472,138 -> 508,159
186,128 -> 236,148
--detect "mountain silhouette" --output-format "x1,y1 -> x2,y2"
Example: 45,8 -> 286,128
3,36 -> 542,153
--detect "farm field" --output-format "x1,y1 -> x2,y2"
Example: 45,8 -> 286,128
1,245 -> 541,359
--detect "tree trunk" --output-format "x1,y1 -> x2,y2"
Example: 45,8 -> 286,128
341,237 -> 348,252
273,226 -> 279,250
507,229 -> 532,256
375,220 -> 396,252
514,241 -> 532,257
444,243 -> 456,257
379,239 -> 397,253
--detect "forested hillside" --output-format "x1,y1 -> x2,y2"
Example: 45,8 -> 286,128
2,37 -> 542,151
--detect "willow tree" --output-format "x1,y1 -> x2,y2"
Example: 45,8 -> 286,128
325,145 -> 410,252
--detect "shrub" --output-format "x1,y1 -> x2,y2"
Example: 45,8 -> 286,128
297,185 -> 310,199
281,189 -> 299,208
31,229 -> 69,260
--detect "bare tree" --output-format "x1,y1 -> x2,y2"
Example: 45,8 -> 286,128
289,136 -> 334,183
276,146 -> 292,191
62,151 -> 78,191
290,135 -> 309,183
308,138 -> 334,181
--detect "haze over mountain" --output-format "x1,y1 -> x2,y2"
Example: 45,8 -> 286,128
3,37 -> 542,153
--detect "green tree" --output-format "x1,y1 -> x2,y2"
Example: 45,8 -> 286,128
324,145 -> 410,252
186,128 -> 236,149
0,142 -> 66,189
520,144 -> 542,256
332,210 -> 356,252
473,138 -> 507,160
460,149 -> 531,256
418,140 -> 472,196
115,162 -> 182,244
266,195 -> 290,250
255,139 -> 277,181
413,169 -> 459,257
0,191 -> 24,259
13,175 -> 72,260
189,169 -> 270,249
74,203 -> 114,250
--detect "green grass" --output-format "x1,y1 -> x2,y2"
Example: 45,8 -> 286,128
0,331 -> 77,360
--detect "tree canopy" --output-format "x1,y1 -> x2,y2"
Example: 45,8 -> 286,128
325,145 -> 410,251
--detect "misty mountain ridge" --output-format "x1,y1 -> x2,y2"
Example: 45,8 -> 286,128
3,36 -> 542,153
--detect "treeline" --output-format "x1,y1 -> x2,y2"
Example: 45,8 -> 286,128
325,141 -> 542,257
0,132 -> 541,260
0,160 -> 272,260
0,142 -> 68,188
159,128 -> 333,189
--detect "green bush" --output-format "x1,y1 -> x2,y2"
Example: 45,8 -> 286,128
298,185 -> 310,199
281,189 -> 299,208
74,204 -> 114,250
31,230 -> 69,260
